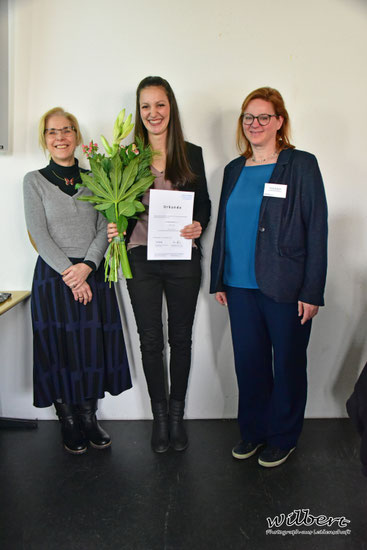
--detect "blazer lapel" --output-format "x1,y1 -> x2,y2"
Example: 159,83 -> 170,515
259,149 -> 292,219
224,157 -> 246,202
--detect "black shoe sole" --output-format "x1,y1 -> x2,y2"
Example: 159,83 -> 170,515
90,440 -> 112,450
170,441 -> 189,452
152,444 -> 170,453
64,444 -> 87,455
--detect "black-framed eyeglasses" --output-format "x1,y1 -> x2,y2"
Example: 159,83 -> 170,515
44,126 -> 76,137
242,114 -> 278,126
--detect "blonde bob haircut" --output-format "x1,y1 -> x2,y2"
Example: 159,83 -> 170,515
38,107 -> 82,152
236,87 -> 295,158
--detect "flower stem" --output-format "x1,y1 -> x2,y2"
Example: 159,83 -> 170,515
120,240 -> 132,279
104,234 -> 132,283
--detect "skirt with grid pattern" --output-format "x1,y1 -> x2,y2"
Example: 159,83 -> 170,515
31,256 -> 132,407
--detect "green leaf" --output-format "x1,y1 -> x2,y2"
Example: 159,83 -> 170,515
124,195 -> 135,203
110,154 -> 122,200
77,194 -> 106,203
122,174 -> 155,201
134,200 -> 145,212
89,159 -> 114,198
95,202 -> 114,211
80,173 -> 112,200
117,214 -> 128,234
118,157 -> 140,199
106,204 -> 117,223
118,201 -> 136,217
101,157 -> 111,174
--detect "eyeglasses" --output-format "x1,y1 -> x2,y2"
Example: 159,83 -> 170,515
242,114 -> 278,126
44,126 -> 76,137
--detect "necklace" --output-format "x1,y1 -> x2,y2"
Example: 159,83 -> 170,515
251,151 -> 278,164
51,170 -> 79,186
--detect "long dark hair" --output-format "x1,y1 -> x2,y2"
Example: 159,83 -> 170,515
134,76 -> 194,187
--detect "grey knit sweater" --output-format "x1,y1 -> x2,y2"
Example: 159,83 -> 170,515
23,170 -> 108,274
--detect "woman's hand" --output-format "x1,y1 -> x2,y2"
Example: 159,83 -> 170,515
298,301 -> 319,325
107,223 -> 119,243
181,221 -> 202,240
215,292 -> 228,306
62,263 -> 92,290
72,281 -> 93,305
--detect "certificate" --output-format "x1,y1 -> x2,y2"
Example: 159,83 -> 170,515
147,189 -> 195,260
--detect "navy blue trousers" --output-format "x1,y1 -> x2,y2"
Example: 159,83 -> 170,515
226,287 -> 312,449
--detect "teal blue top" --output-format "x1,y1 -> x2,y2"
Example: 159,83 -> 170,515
223,164 -> 275,288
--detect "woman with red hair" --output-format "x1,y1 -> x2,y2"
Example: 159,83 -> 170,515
211,87 -> 327,467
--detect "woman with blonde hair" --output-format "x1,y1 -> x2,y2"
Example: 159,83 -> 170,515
211,87 -> 327,467
23,107 -> 132,454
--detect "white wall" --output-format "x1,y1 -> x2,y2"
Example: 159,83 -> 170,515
1,0 -> 367,420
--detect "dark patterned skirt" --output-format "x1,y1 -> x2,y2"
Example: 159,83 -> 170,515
31,257 -> 132,407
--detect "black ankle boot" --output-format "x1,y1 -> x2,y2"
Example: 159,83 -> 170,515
151,400 -> 169,453
169,398 -> 188,451
54,402 -> 87,455
77,399 -> 111,449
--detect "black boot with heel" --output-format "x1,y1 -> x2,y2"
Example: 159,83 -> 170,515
169,398 -> 188,451
77,399 -> 111,449
151,400 -> 169,453
54,402 -> 87,455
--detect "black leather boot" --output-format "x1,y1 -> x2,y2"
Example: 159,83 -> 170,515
54,402 -> 87,455
77,399 -> 111,449
169,398 -> 188,451
151,400 -> 169,453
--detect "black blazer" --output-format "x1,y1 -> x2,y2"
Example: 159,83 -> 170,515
210,149 -> 328,305
126,141 -> 211,248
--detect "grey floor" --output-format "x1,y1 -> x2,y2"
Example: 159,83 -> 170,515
0,418 -> 366,550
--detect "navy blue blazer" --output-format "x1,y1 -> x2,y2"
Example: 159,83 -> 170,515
210,148 -> 328,305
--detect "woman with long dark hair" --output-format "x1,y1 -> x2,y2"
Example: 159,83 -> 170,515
108,76 -> 211,452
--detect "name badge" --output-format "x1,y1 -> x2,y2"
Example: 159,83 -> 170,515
263,183 -> 287,199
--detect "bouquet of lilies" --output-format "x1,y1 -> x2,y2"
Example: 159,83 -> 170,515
77,110 -> 155,284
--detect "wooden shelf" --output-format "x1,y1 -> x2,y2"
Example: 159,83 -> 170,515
0,291 -> 31,316
0,289 -> 37,429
